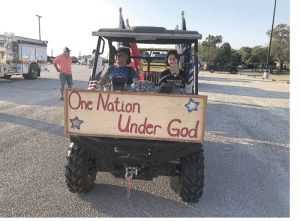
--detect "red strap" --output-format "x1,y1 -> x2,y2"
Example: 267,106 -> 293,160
127,177 -> 131,198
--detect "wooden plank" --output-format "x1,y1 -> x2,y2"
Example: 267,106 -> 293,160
64,89 -> 207,143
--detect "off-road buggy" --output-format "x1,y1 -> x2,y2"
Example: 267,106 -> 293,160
64,26 -> 207,203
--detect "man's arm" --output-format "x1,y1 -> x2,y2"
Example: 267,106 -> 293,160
53,63 -> 60,73
53,56 -> 61,73
130,66 -> 139,83
132,77 -> 138,83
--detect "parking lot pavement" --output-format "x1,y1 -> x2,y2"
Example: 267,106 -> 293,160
237,70 -> 290,83
0,65 -> 290,217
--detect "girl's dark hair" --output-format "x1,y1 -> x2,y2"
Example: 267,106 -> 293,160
165,50 -> 180,66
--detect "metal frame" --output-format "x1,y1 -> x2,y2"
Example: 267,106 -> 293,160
91,26 -> 201,94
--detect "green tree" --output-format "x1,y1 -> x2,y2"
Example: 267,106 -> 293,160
238,47 -> 252,64
219,42 -> 231,64
206,35 -> 223,47
230,49 -> 242,66
198,41 -> 209,64
208,47 -> 221,65
198,35 -> 223,65
267,23 -> 290,71
248,46 -> 268,69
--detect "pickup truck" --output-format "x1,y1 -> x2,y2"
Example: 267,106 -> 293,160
206,63 -> 238,74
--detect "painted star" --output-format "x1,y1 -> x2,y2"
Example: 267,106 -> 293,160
185,99 -> 200,113
70,116 -> 84,130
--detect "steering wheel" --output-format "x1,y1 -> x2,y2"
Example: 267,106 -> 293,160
158,73 -> 186,89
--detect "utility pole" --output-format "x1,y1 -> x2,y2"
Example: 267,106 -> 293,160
266,0 -> 277,72
36,15 -> 42,40
207,34 -> 210,65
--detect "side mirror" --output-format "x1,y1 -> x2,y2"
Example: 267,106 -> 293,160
99,38 -> 105,55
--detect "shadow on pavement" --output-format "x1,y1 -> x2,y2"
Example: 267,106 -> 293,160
79,182 -> 198,217
0,78 -> 89,106
0,112 -> 66,137
198,82 -> 289,99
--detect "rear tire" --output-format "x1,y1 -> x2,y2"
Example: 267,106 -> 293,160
210,69 -> 214,73
24,63 -> 40,79
65,143 -> 97,193
230,69 -> 236,74
179,148 -> 204,203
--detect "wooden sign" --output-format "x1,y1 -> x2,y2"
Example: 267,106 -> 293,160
64,89 -> 207,143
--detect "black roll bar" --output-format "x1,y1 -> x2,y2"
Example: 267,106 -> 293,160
91,37 -> 105,78
194,40 -> 199,94
91,36 -> 102,79
92,37 -> 199,94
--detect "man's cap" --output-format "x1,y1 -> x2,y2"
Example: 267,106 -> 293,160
114,47 -> 131,64
114,47 -> 130,56
63,47 -> 71,52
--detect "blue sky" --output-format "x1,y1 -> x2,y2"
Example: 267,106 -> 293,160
1,0 -> 291,57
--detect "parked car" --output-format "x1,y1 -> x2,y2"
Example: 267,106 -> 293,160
47,56 -> 55,64
238,64 -> 248,70
153,53 -> 167,63
71,56 -> 78,63
206,63 -> 238,74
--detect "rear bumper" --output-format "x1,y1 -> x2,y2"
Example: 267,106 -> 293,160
70,135 -> 203,179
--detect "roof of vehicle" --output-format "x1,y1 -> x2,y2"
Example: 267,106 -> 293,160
0,34 -> 47,46
139,48 -> 172,52
92,26 -> 202,44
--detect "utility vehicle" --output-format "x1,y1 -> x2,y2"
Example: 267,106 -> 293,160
64,26 -> 207,203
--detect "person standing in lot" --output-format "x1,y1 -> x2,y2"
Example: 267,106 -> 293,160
53,47 -> 73,100
90,49 -> 103,79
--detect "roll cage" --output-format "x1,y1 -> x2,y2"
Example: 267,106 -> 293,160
91,26 -> 202,93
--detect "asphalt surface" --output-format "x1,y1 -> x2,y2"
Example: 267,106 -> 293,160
238,70 -> 290,83
0,65 -> 290,217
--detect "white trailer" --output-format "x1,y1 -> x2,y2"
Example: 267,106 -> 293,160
0,33 -> 48,79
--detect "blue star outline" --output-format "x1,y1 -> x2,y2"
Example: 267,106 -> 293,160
70,116 -> 84,130
185,98 -> 200,113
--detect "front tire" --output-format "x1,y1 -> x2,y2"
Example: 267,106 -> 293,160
65,143 -> 97,193
210,69 -> 215,73
3,75 -> 12,79
179,148 -> 204,203
230,69 -> 236,74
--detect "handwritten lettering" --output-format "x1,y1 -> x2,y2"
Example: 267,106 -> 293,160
66,90 -> 204,142
97,93 -> 140,113
69,91 -> 93,110
167,119 -> 199,138
118,114 -> 162,135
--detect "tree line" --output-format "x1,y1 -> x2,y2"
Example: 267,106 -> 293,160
197,23 -> 290,72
